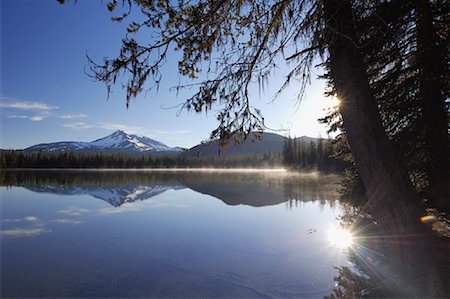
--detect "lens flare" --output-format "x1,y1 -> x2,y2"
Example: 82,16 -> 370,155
330,94 -> 340,107
420,215 -> 435,223
327,226 -> 353,249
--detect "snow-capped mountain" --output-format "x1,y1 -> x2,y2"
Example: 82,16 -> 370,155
23,130 -> 183,156
90,130 -> 177,152
23,182 -> 185,207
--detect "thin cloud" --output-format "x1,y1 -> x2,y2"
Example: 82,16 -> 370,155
1,97 -> 59,122
1,228 -> 51,238
58,207 -> 91,216
99,205 -> 142,214
7,115 -> 28,119
1,97 -> 88,123
59,113 -> 88,119
61,122 -> 94,130
0,99 -> 58,111
3,218 -> 23,223
30,115 -> 45,121
7,114 -> 48,122
1,215 -> 85,239
50,219 -> 83,225
1,215 -> 50,239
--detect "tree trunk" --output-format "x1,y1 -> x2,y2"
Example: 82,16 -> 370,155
323,0 -> 421,215
415,0 -> 449,211
322,1 -> 444,295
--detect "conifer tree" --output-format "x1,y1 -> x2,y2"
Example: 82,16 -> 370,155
57,0 -> 448,214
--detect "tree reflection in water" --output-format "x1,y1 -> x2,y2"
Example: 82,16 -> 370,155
326,203 -> 449,298
2,170 -> 447,297
0,169 -> 340,208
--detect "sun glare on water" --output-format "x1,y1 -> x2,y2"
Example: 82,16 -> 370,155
327,226 -> 353,249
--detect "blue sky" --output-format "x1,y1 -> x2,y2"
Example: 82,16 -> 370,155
1,0 -> 335,149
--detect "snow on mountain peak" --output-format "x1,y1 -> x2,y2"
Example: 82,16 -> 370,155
91,130 -> 180,152
24,130 -> 182,154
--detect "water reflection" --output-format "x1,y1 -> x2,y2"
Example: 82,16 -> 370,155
1,216 -> 82,239
1,170 -> 347,298
327,225 -> 353,249
1,170 -> 185,207
180,171 -> 338,207
0,170 -> 339,208
326,205 -> 450,298
2,170 -> 447,298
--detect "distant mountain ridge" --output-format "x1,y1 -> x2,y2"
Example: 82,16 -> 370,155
183,132 -> 317,157
23,130 -> 183,156
13,131 -> 320,158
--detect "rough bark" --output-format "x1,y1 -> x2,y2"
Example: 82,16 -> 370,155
323,0 -> 420,213
415,0 -> 449,211
322,1 -> 444,295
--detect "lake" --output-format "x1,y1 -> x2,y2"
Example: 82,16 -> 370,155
1,170 -> 448,298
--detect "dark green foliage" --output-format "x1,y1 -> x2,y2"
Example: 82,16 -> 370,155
58,0 -> 448,210
0,150 -> 282,169
319,0 -> 449,210
282,137 -> 347,173
359,1 -> 449,196
324,266 -> 373,299
74,0 -> 327,144
338,166 -> 368,207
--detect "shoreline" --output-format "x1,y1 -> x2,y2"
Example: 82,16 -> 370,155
0,168 -> 344,178
1,167 -> 288,173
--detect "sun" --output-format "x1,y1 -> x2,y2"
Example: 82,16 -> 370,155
316,94 -> 340,115
325,94 -> 340,110
327,225 -> 353,249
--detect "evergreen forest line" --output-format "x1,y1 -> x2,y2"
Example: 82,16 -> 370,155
1,138 -> 346,172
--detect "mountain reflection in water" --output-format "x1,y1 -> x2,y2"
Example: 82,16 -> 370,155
1,169 -> 346,298
0,170 -> 339,208
1,170 -> 448,298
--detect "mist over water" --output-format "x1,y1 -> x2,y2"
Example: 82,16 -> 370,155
1,169 -> 347,298
2,169 -> 448,297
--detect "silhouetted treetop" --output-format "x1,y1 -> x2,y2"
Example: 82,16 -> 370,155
61,0 -> 330,143
58,0 -> 449,217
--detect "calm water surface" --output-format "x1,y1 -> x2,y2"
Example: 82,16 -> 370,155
1,170 -> 349,298
4,170 -> 448,298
